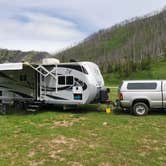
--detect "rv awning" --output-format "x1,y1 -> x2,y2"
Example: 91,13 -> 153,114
0,63 -> 23,71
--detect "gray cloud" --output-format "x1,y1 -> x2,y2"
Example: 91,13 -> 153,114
0,0 -> 165,52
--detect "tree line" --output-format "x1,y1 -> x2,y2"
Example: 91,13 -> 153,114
56,8 -> 166,76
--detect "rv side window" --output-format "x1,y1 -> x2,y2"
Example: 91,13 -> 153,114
58,76 -> 65,85
127,83 -> 157,90
66,76 -> 73,85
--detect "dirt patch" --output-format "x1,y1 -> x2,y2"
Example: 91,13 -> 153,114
48,150 -> 65,161
51,120 -> 74,128
50,117 -> 86,128
29,160 -> 46,166
46,135 -> 83,161
29,138 -> 38,144
67,161 -> 84,166
99,162 -> 113,166
36,123 -> 48,128
27,135 -> 84,163
137,136 -> 160,156
50,135 -> 77,145
47,135 -> 79,152
27,150 -> 35,158
27,134 -> 97,165
158,156 -> 166,162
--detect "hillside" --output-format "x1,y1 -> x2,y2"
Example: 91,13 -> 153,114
0,49 -> 50,63
104,57 -> 166,86
56,8 -> 166,76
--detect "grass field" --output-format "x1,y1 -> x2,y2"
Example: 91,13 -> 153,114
1,58 -> 166,166
0,88 -> 166,166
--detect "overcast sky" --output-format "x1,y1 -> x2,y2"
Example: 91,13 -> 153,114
0,0 -> 166,53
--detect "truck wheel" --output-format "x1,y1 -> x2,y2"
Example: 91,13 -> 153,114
132,102 -> 149,116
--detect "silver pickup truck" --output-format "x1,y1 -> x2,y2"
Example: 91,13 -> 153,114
118,80 -> 166,116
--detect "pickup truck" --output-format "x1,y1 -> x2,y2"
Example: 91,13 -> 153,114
118,80 -> 166,116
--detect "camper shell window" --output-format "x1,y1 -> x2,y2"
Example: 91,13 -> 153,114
127,83 -> 157,90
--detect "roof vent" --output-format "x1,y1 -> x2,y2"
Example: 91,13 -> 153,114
42,58 -> 60,65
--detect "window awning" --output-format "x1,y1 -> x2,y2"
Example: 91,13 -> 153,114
0,63 -> 23,71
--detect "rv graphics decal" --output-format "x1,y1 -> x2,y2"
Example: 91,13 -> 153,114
42,86 -> 72,92
58,65 -> 88,74
41,77 -> 87,92
46,94 -> 68,100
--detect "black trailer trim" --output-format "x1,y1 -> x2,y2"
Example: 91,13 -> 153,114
58,65 -> 88,74
42,86 -> 72,92
10,90 -> 33,98
0,72 -> 15,81
46,94 -> 68,100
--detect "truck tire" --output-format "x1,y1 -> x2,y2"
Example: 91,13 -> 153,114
132,102 -> 149,116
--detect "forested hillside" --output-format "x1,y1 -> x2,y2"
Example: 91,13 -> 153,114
0,49 -> 50,63
56,8 -> 166,76
104,57 -> 166,85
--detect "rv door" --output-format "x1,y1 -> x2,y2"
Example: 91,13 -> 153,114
73,86 -> 83,100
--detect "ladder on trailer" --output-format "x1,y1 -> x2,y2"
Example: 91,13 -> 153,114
24,62 -> 58,100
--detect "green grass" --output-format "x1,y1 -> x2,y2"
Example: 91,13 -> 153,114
0,88 -> 166,166
1,59 -> 166,165
104,58 -> 166,86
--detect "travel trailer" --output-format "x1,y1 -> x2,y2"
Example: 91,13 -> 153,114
0,58 -> 109,114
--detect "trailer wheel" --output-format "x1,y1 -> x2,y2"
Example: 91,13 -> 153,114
132,102 -> 149,116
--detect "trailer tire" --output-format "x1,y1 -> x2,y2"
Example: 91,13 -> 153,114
132,102 -> 149,116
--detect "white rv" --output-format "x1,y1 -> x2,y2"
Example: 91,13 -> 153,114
0,59 -> 109,114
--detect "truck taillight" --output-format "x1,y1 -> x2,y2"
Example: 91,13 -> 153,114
118,92 -> 123,100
